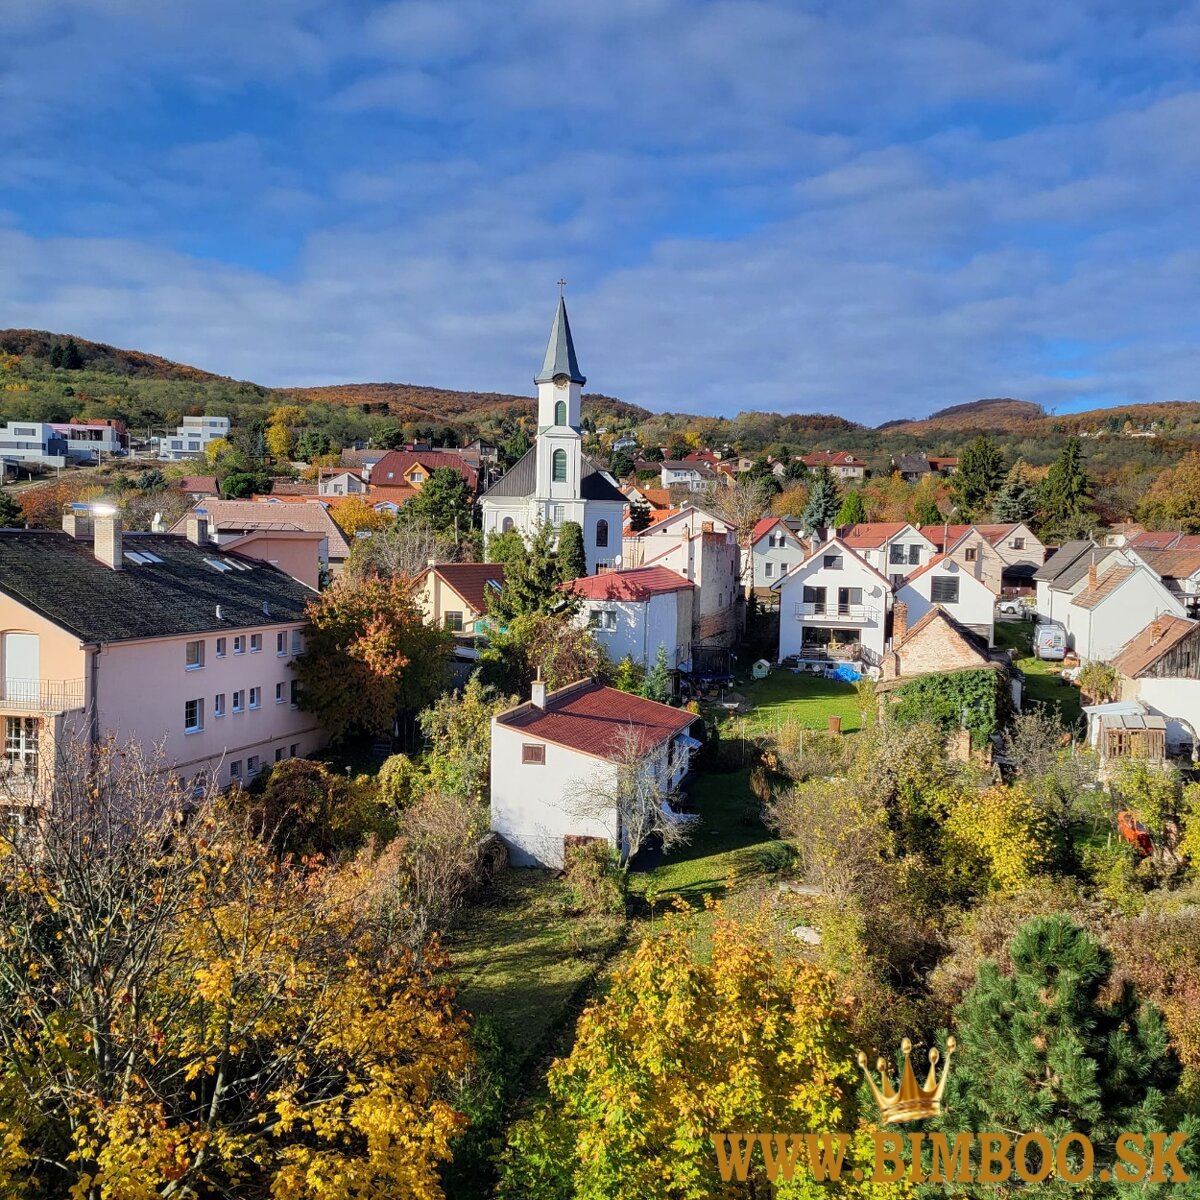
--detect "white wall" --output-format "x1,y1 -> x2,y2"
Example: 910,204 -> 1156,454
576,590 -> 688,669
897,560 -> 995,644
752,530 -> 804,589
1135,677 -> 1200,753
1070,571 -> 1186,661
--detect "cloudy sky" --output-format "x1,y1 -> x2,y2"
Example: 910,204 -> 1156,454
4,1 -> 1200,421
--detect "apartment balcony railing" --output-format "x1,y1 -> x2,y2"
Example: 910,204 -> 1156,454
0,678 -> 86,713
793,603 -> 879,623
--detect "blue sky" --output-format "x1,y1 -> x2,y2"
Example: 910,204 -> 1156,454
4,1 -> 1200,423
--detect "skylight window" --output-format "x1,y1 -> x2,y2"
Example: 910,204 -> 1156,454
124,552 -> 153,565
223,559 -> 252,571
204,558 -> 233,573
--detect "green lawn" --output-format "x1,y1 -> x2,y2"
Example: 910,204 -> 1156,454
733,670 -> 865,738
994,619 -> 1083,729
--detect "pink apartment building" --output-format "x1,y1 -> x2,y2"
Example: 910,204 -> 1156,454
0,507 -> 326,825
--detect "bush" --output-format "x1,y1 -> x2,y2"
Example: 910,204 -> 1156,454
377,752 -> 425,809
563,840 -> 626,916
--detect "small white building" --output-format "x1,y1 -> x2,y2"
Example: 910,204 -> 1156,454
748,516 -> 807,595
896,554 -> 996,645
1063,560 -> 1185,663
567,565 -> 694,669
318,470 -> 367,497
1113,614 -> 1200,756
772,536 -> 892,669
490,678 -> 697,868
0,421 -> 70,468
660,461 -> 716,491
839,522 -> 938,586
158,415 -> 232,461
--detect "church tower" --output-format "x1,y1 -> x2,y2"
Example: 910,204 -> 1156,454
534,295 -> 586,502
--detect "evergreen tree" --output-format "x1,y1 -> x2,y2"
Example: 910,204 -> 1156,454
48,341 -> 65,368
937,914 -> 1196,1195
785,458 -> 809,481
295,428 -> 331,461
641,645 -> 672,703
992,468 -> 1038,523
406,467 -> 472,538
490,524 -> 577,624
951,435 -> 1006,518
371,423 -> 407,450
61,337 -> 83,369
501,428 -> 531,466
801,466 -> 841,531
627,498 -> 652,532
1039,436 -> 1093,533
608,449 -> 634,479
836,488 -> 867,526
556,521 -> 587,582
0,491 -> 22,527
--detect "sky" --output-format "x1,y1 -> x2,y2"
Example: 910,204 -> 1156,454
4,1 -> 1200,423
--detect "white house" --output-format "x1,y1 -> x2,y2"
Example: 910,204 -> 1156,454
0,422 -> 71,469
1063,559 -> 1186,663
1113,615 -> 1200,756
772,536 -> 892,669
158,416 -> 231,461
566,566 -> 694,669
660,461 -> 716,491
896,554 -> 996,645
748,516 -> 807,595
1033,542 -> 1129,626
490,678 -> 697,868
1125,547 -> 1200,620
318,470 -> 367,497
480,297 -> 626,574
839,522 -> 938,586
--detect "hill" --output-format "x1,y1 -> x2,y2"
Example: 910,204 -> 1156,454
0,329 -> 224,383
878,397 -> 1045,435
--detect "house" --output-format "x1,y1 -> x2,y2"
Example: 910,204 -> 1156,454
878,603 -> 994,682
460,439 -> 500,467
1034,542 -> 1123,626
0,421 -> 72,468
917,525 -> 1003,595
318,470 -> 367,498
799,451 -> 867,480
623,507 -> 741,651
748,516 -> 808,595
892,454 -> 933,482
772,535 -> 891,669
50,420 -> 127,461
339,448 -> 388,473
1125,547 -> 1200,619
970,523 -> 1045,591
566,566 -> 694,670
0,508 -> 324,817
170,499 -> 352,578
896,554 -> 996,645
480,297 -> 627,575
489,677 -> 696,868
265,481 -> 319,498
838,522 -> 938,585
367,450 -> 478,497
1062,558 -> 1185,662
1112,615 -> 1200,757
660,461 -> 716,491
928,456 -> 959,475
612,434 -> 639,453
413,562 -> 506,637
157,416 -> 231,461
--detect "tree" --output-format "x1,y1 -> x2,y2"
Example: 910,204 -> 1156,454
702,474 -> 774,588
204,436 -> 232,466
372,422 -> 408,450
910,492 -> 942,526
609,449 -> 634,478
293,574 -> 451,741
489,524 -> 576,624
220,469 -> 270,498
407,467 -> 472,539
992,460 -> 1038,523
951,435 -> 1006,518
557,520 -> 587,581
296,428 -> 332,461
419,675 -> 516,802
481,611 -> 606,695
501,428 -> 531,466
499,901 -> 881,1198
0,737 -> 471,1198
265,421 -> 295,460
1139,451 -> 1200,533
333,495 -> 393,535
942,783 -> 1050,893
837,488 -> 867,526
132,468 -> 166,491
485,527 -> 527,565
641,644 -> 671,702
627,496 -> 652,532
940,914 -> 1195,1194
1039,436 -> 1093,534
802,465 -> 841,531
345,513 -> 455,581
0,491 -> 22,527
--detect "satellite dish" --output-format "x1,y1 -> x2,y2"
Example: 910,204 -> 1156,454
869,584 -> 882,597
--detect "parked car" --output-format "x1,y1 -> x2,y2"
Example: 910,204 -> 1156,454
1033,621 -> 1067,661
996,598 -> 1026,616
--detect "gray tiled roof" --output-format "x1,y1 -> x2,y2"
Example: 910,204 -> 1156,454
534,297 -> 586,385
0,530 -> 314,643
481,446 -> 625,503
1033,541 -> 1114,589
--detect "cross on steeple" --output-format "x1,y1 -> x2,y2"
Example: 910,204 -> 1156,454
557,277 -> 567,298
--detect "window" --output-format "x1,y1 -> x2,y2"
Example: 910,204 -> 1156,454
289,743 -> 299,758
522,743 -> 546,765
552,449 -> 567,482
185,640 -> 204,670
214,693 -> 226,718
764,562 -> 774,579
275,748 -> 284,763
232,690 -> 245,714
930,577 -> 960,604
589,609 -> 617,631
216,637 -> 227,658
823,554 -> 843,570
249,687 -> 261,709
185,699 -> 203,733
445,611 -> 464,633
276,682 -> 286,704
501,516 -> 515,533
1011,537 -> 1026,550
890,573 -> 905,589
229,760 -> 242,782
554,400 -> 567,425
290,680 -> 300,707
250,634 -> 262,653
908,544 -> 921,565
291,629 -> 302,655
802,586 -> 827,614
837,586 -> 863,615
889,543 -> 906,565
276,632 -> 286,655
233,636 -> 245,655
247,755 -> 260,776
596,519 -> 609,548
780,562 -> 789,576
4,717 -> 38,776
964,547 -> 978,562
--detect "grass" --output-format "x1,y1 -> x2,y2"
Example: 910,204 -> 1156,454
732,670 -> 865,738
994,619 -> 1083,729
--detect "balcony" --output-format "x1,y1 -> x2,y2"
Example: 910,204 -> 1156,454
793,603 -> 879,623
0,678 -> 86,713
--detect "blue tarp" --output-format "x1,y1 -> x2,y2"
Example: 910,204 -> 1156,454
827,665 -> 861,683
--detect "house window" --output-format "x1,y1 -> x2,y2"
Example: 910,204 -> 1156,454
185,640 -> 204,670
501,517 -> 515,533
290,743 -> 299,757
802,586 -> 827,614
554,400 -> 567,425
823,554 -> 843,570
232,690 -> 245,714
1011,537 -> 1026,550
522,743 -> 546,765
233,636 -> 245,655
185,699 -> 203,733
277,632 -> 286,655
764,562 -> 774,579
889,543 -> 905,565
908,544 -> 921,565
247,755 -> 260,776
552,504 -> 565,527
931,577 -> 960,604
4,717 -> 37,775
291,630 -> 302,655
290,680 -> 300,707
215,637 -> 227,658
214,693 -> 226,718
229,760 -> 242,782
250,634 -> 262,653
276,682 -> 286,703
552,449 -> 567,482
596,519 -> 609,548
275,748 -> 284,763
445,611 -> 464,633
249,687 -> 261,709
890,573 -> 905,589
589,609 -> 617,632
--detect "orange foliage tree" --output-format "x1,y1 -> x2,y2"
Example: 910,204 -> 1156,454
18,479 -> 106,528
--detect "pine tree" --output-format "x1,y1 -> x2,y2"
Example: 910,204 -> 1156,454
406,467 -> 472,538
627,498 -> 652,532
48,341 -> 65,368
556,521 -> 587,582
938,913 -> 1196,1195
490,524 -> 577,624
1039,436 -> 1093,533
641,646 -> 671,703
992,471 -> 1037,523
609,449 -> 634,479
837,488 -> 867,526
951,435 -> 1006,518
802,466 -> 841,531
61,337 -> 83,369
502,428 -> 531,466
0,491 -> 22,527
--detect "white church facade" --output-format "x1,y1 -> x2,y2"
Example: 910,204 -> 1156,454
481,297 -> 626,575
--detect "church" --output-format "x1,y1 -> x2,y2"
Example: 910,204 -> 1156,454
480,297 -> 626,576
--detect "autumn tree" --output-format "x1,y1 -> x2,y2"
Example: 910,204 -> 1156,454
481,610 -> 607,695
951,435 -> 1006,518
802,465 -> 841,530
1140,450 -> 1200,533
345,512 -> 455,581
703,474 -> 775,587
334,494 -> 393,535
837,488 -> 867,526
0,491 -> 23,527
418,674 -> 516,802
294,573 -> 451,741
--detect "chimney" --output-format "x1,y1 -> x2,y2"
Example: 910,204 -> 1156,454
1087,558 -> 1098,590
531,669 -> 547,710
93,508 -> 123,570
62,504 -> 92,539
893,600 -> 908,646
186,510 -> 210,546
1149,615 -> 1166,644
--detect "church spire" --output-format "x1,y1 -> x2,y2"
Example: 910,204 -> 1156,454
535,294 -> 586,386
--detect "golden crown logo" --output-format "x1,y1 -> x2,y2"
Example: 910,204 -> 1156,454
857,1037 -> 956,1124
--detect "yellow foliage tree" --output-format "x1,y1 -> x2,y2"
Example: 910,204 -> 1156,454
944,783 -> 1049,892
265,421 -> 295,460
773,481 -> 810,517
204,436 -> 232,466
334,495 -> 394,535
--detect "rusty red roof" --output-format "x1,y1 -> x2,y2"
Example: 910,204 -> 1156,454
566,565 -> 693,601
371,450 -> 478,490
417,562 -> 506,613
839,521 -> 909,547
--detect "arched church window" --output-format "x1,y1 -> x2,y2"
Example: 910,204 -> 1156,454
554,400 -> 567,426
595,519 -> 609,548
501,517 -> 514,533
552,449 -> 567,482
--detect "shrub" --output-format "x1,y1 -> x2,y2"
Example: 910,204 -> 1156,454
563,840 -> 626,916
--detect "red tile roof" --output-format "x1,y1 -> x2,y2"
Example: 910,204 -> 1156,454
751,516 -> 789,544
566,565 -> 694,601
1112,615 -> 1197,678
1128,531 -> 1184,551
177,475 -> 219,495
418,562 -> 506,613
496,678 -> 694,759
918,523 -> 974,549
801,450 -> 866,468
839,521 -> 909,548
370,450 -> 478,491
1072,565 -> 1136,610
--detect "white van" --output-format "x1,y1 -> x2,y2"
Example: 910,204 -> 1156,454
1034,621 -> 1067,661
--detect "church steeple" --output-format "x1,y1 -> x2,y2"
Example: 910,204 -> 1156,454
535,294 -> 586,386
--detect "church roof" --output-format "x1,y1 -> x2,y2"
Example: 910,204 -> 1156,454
535,296 -> 586,385
481,445 -> 625,503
